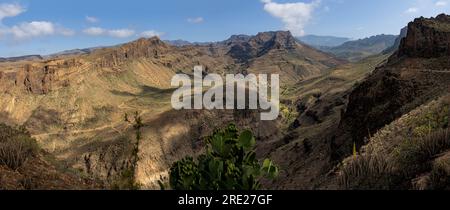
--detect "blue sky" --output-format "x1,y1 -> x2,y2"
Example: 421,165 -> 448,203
0,0 -> 449,57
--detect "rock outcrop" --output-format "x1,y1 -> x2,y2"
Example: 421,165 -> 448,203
331,14 -> 450,161
94,37 -> 170,68
398,14 -> 450,58
226,31 -> 301,62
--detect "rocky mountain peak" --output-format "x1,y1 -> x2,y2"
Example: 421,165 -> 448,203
398,13 -> 450,58
226,31 -> 299,62
121,36 -> 168,51
252,31 -> 298,48
222,34 -> 251,45
95,37 -> 169,68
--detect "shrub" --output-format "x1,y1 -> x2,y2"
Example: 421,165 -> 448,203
396,129 -> 450,176
412,105 -> 449,137
339,154 -> 393,190
0,124 -> 39,170
169,124 -> 278,190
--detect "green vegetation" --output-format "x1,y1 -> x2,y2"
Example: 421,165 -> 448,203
396,129 -> 450,177
0,124 -> 39,170
280,104 -> 299,128
168,124 -> 278,190
412,104 -> 449,137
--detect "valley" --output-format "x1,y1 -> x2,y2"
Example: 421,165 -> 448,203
0,14 -> 449,190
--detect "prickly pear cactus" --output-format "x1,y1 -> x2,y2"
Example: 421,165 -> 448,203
168,124 -> 278,190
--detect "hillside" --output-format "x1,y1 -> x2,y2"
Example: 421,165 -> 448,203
0,123 -> 99,189
297,35 -> 351,48
0,12 -> 449,190
0,31 -> 343,189
320,34 -> 398,62
0,55 -> 43,63
258,14 -> 450,190
328,14 -> 450,189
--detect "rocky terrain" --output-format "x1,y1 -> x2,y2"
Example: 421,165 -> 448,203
255,14 -> 450,190
332,14 -> 450,161
0,31 -> 342,189
0,14 -> 449,190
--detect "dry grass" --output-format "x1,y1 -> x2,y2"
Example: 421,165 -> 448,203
339,154 -> 393,190
340,129 -> 450,190
396,129 -> 450,176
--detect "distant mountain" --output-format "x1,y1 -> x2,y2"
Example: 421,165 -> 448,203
164,39 -> 192,46
0,55 -> 43,62
46,47 -> 104,58
320,34 -> 398,62
164,39 -> 213,46
297,35 -> 351,47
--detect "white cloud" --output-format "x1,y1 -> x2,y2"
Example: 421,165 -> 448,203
83,27 -> 135,38
2,21 -> 74,40
0,3 -> 26,22
85,16 -> 99,23
83,27 -> 105,36
9,21 -> 55,40
108,29 -> 135,38
0,3 -> 73,41
405,7 -> 419,13
59,27 -> 75,36
261,0 -> 321,36
435,1 -> 448,6
140,30 -> 164,38
187,17 -> 204,24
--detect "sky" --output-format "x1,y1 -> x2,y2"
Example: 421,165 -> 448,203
0,0 -> 449,57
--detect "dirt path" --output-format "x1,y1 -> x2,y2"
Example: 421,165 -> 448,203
419,69 -> 450,73
32,124 -> 118,139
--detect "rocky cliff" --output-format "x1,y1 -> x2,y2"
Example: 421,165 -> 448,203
331,14 -> 450,161
398,14 -> 450,58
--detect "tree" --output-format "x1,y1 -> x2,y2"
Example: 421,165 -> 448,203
168,124 -> 278,190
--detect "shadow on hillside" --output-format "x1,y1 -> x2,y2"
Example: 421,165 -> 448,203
111,85 -> 176,99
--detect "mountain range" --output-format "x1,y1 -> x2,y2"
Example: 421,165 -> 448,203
318,34 -> 398,62
297,35 -> 352,47
0,14 -> 449,190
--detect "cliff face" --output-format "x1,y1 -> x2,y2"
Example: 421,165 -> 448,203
226,31 -> 302,62
94,37 -> 171,68
398,14 -> 450,58
331,14 -> 450,160
0,59 -> 82,95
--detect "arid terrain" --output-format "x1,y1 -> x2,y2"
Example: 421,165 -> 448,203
0,14 -> 449,190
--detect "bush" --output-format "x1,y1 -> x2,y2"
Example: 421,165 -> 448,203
169,124 -> 278,190
0,124 -> 39,170
339,154 -> 393,190
396,129 -> 450,176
